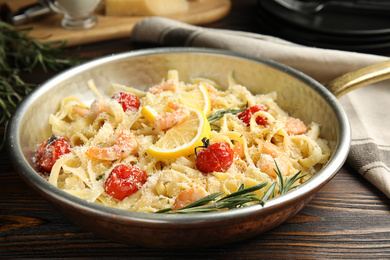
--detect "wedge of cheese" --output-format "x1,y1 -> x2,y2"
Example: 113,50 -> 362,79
106,0 -> 189,16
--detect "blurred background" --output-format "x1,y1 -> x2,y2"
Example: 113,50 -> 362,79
1,0 -> 390,54
256,0 -> 390,54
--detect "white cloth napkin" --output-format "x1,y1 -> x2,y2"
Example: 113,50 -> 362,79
131,17 -> 390,198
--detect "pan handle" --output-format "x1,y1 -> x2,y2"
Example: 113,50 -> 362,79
325,59 -> 390,98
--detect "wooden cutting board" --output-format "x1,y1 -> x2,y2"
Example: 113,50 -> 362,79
19,0 -> 231,47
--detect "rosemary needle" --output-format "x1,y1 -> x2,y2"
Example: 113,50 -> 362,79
207,107 -> 247,131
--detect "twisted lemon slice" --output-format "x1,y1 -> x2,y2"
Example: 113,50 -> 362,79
141,82 -> 212,122
146,105 -> 210,160
178,83 -> 212,116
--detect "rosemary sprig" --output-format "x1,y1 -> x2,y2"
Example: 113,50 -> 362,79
156,161 -> 308,214
273,160 -> 307,195
0,22 -> 82,74
207,106 -> 246,130
0,22 -> 83,149
155,182 -> 268,214
207,107 -> 247,123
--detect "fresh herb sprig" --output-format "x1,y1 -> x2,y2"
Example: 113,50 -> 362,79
207,107 -> 247,123
207,106 -> 246,130
0,22 -> 83,125
156,161 -> 307,214
155,182 -> 268,214
0,22 -> 82,75
274,160 -> 307,195
0,22 -> 83,149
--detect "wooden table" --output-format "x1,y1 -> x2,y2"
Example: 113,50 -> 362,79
2,1 -> 390,258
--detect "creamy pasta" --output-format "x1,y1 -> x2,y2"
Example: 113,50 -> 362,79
36,70 -> 331,213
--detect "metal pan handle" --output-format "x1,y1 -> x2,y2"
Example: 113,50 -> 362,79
326,59 -> 390,98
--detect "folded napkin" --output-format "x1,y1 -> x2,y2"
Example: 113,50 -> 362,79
131,17 -> 390,198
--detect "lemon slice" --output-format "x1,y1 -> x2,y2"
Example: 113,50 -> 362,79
141,105 -> 158,123
178,83 -> 212,116
147,106 -> 211,160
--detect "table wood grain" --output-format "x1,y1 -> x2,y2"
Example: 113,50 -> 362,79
2,1 -> 390,258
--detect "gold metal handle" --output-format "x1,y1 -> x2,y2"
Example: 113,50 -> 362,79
325,59 -> 390,98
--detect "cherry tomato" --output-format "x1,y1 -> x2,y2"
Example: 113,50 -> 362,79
195,138 -> 234,174
238,104 -> 268,126
104,164 -> 147,200
111,92 -> 141,112
36,135 -> 71,172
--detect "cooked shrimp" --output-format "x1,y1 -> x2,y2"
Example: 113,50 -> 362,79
258,153 -> 291,178
232,141 -> 244,159
172,186 -> 208,211
257,140 -> 291,178
85,129 -> 137,160
259,139 -> 282,158
73,98 -> 107,118
202,82 -> 218,106
154,102 -> 190,130
285,117 -> 307,135
148,79 -> 179,94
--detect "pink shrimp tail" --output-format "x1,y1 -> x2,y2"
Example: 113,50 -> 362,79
73,106 -> 90,117
73,98 -> 107,118
285,117 -> 307,135
155,102 -> 190,130
172,187 -> 208,211
148,79 -> 178,94
86,129 -> 137,161
201,82 -> 218,106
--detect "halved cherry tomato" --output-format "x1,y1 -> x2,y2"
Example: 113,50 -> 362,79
238,104 -> 268,126
104,164 -> 147,200
195,138 -> 234,174
36,135 -> 71,172
111,92 -> 141,112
